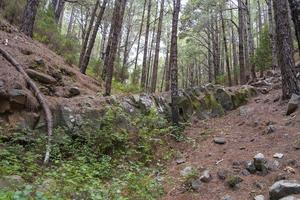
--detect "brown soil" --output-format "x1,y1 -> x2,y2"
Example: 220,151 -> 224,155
0,19 -> 102,101
162,88 -> 300,200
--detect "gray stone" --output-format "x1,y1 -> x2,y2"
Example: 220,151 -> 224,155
267,160 -> 280,171
200,170 -> 212,183
279,196 -> 300,200
180,166 -> 194,177
215,88 -> 234,111
269,180 -> 300,200
287,94 -> 300,115
221,195 -> 235,200
254,153 -> 267,171
69,86 -> 80,97
214,137 -> 226,145
0,80 -> 4,87
191,179 -> 202,191
26,69 -> 56,84
254,195 -> 265,200
245,161 -> 256,174
241,169 -> 251,176
218,169 -> 231,180
267,125 -> 277,134
175,157 -> 186,165
9,89 -> 27,105
274,153 -> 284,159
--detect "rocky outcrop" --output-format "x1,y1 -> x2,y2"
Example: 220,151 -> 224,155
269,180 -> 300,200
0,84 -> 257,131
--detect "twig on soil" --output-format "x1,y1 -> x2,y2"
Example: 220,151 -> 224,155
0,46 -> 53,164
216,159 -> 224,165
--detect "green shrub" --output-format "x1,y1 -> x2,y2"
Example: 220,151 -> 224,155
34,8 -> 80,65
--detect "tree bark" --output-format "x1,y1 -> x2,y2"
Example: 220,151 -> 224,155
150,0 -> 165,93
104,0 -> 127,96
267,0 -> 278,69
231,8 -> 239,85
238,0 -> 246,85
170,0 -> 180,125
288,0 -> 300,52
273,0 -> 300,99
140,0 -> 151,89
20,0 -> 39,38
131,0 -> 147,85
79,0 -> 99,69
80,0 -> 107,74
221,11 -> 232,86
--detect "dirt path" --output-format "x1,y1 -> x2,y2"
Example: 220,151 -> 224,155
162,88 -> 300,200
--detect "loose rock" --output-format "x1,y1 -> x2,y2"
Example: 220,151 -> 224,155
254,195 -> 265,200
254,153 -> 267,171
214,137 -> 226,145
287,94 -> 300,115
274,153 -> 284,159
199,170 -> 212,183
269,180 -> 300,200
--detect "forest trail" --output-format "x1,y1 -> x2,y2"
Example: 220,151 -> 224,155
162,87 -> 300,200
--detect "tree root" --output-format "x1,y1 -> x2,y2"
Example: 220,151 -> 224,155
0,46 -> 53,164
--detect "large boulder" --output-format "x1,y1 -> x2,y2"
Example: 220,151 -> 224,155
215,88 -> 234,111
26,69 -> 56,84
269,180 -> 300,200
287,94 -> 300,115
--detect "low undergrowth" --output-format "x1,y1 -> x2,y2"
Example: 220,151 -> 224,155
0,107 -> 181,199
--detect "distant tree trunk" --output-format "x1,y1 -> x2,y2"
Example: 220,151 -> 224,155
246,0 -> 256,81
238,0 -> 246,85
80,0 -> 107,74
140,0 -> 151,89
207,16 -> 213,83
164,34 -> 171,91
133,0 -> 147,85
52,0 -> 65,23
288,0 -> 300,52
20,0 -> 39,38
231,8 -> 239,85
221,11 -> 232,86
67,5 -> 75,36
104,0 -> 127,96
170,0 -> 180,125
79,0 -> 99,68
100,22 -> 109,61
244,0 -> 250,82
150,0 -> 165,93
273,0 -> 300,99
267,0 -> 278,69
121,1 -> 134,83
258,0 -> 264,77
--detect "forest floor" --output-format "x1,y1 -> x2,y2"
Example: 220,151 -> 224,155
162,87 -> 300,200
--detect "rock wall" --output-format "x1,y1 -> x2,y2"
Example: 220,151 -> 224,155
0,83 -> 257,131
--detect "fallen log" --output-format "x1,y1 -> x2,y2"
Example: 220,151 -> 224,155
0,46 -> 53,164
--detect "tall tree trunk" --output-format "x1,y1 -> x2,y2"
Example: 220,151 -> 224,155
150,0 -> 165,93
20,0 -> 39,38
140,0 -> 151,89
221,11 -> 232,86
288,0 -> 300,52
100,21 -> 109,61
120,1 -> 135,83
132,0 -> 147,85
231,8 -> 239,85
104,0 -> 127,96
80,0 -> 107,74
267,0 -> 278,69
79,0 -> 99,68
244,0 -> 250,82
52,0 -> 65,23
246,0 -> 256,81
170,0 -> 180,125
67,5 -> 75,37
238,0 -> 246,85
258,0 -> 264,77
273,0 -> 300,99
164,33 -> 171,91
